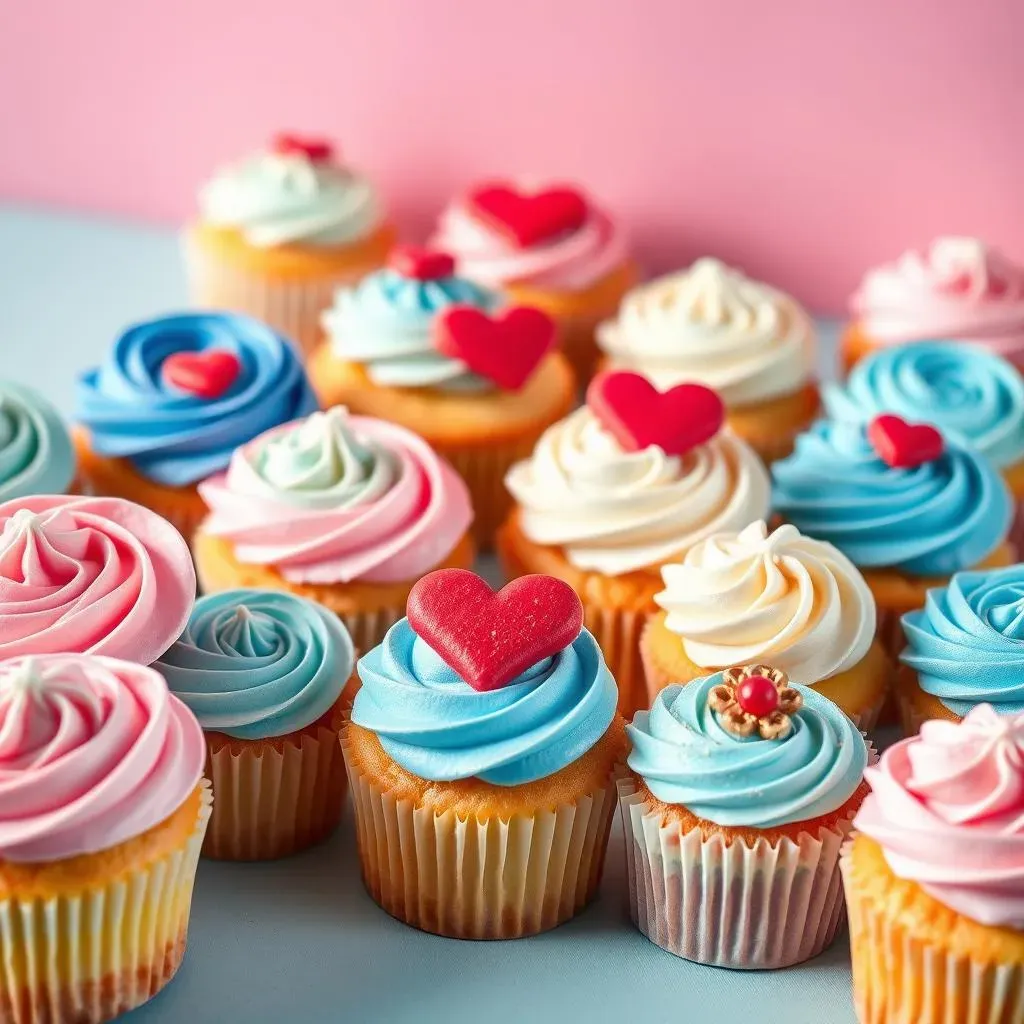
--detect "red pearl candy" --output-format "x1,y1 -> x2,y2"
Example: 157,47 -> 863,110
735,675 -> 780,718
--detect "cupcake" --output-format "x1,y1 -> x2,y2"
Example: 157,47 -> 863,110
642,522 -> 890,729
0,494 -> 195,662
154,589 -> 356,860
430,180 -> 637,380
842,706 -> 1024,1024
0,381 -> 75,499
772,417 -> 1014,657
596,258 -> 820,462
620,664 -> 870,968
0,654 -> 210,1023
498,370 -> 770,717
194,407 -> 474,653
843,236 -> 1024,374
75,311 -> 318,536
344,569 -> 626,938
183,134 -> 396,355
308,247 -> 575,546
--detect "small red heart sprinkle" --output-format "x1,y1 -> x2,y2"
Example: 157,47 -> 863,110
867,414 -> 944,469
389,245 -> 455,281
407,569 -> 584,692
162,349 -> 241,400
735,675 -> 780,718
467,183 -> 589,248
271,132 -> 334,163
435,305 -> 556,391
586,371 -> 725,457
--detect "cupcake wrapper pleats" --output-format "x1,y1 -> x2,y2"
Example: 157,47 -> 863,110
585,604 -> 649,720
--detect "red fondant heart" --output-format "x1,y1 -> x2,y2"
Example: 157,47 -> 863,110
586,371 -> 725,456
867,414 -> 944,469
163,350 -> 241,400
467,183 -> 588,248
407,569 -> 584,692
435,305 -> 556,391
271,132 -> 334,162
389,245 -> 455,281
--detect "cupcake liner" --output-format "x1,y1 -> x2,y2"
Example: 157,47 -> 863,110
586,603 -> 650,720
0,781 -> 212,1024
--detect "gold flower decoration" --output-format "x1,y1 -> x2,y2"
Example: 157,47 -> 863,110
707,664 -> 803,740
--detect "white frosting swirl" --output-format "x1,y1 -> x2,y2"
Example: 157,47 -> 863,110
597,258 -> 815,404
504,407 -> 770,576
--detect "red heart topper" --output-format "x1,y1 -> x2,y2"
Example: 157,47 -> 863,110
407,569 -> 584,692
586,371 -> 725,457
271,132 -> 334,163
867,414 -> 945,469
388,245 -> 456,281
467,183 -> 589,248
162,349 -> 241,400
435,305 -> 556,391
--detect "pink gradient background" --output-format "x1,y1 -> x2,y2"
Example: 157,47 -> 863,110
2,0 -> 1021,311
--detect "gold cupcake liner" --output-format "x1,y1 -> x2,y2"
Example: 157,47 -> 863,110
0,781 -> 212,1024
585,604 -> 650,720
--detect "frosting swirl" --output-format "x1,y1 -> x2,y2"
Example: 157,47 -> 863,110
772,420 -> 1011,576
0,381 -> 75,499
627,674 -> 867,827
351,619 -> 617,785
0,495 -> 195,663
199,408 -> 472,584
77,312 -> 318,487
155,589 -> 355,740
504,406 -> 770,575
0,654 -> 205,863
854,706 -> 1024,928
597,258 -> 816,404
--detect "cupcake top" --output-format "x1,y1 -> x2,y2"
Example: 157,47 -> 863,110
628,664 -> 868,827
431,181 -> 628,291
155,589 -> 355,741
0,495 -> 195,663
199,407 -> 472,584
0,381 -> 75,499
825,342 -> 1024,470
772,418 -> 1012,577
197,134 -> 385,248
0,654 -> 205,863
351,569 -> 618,785
854,706 -> 1024,928
901,567 -> 1024,716
597,258 -> 816,404
657,522 -> 876,684
77,312 -> 318,487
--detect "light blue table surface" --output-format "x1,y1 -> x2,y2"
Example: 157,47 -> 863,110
0,204 -> 853,1024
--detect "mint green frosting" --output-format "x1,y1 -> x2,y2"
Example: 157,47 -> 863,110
0,382 -> 75,499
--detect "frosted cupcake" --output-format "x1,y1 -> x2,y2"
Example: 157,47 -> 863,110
597,258 -> 819,462
0,381 -> 76,499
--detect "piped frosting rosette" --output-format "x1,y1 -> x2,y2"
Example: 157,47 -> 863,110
0,381 -> 75,499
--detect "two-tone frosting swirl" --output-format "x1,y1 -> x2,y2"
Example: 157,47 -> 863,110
772,420 -> 1011,576
77,312 -> 318,487
0,654 -> 205,863
597,258 -> 816,404
0,381 -> 75,499
0,495 -> 195,663
627,674 -> 867,827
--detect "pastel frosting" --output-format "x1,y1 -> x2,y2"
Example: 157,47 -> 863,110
597,258 -> 816,405
627,674 -> 867,828
155,589 -> 355,740
772,419 -> 1011,577
77,312 -> 318,487
0,495 -> 195,663
504,406 -> 771,575
199,408 -> 472,584
901,567 -> 1024,716
0,654 -> 205,863
657,522 -> 876,683
825,342 -> 1024,469
0,381 -> 75,499
351,619 -> 617,785
854,706 -> 1024,929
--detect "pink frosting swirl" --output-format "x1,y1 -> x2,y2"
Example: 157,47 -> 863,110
854,705 -> 1024,928
0,654 -> 205,863
0,495 -> 196,664
198,408 -> 473,584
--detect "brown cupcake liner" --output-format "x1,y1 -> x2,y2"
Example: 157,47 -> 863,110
584,603 -> 650,720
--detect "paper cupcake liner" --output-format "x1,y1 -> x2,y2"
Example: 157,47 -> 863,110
585,603 -> 650,720
0,781 -> 212,1024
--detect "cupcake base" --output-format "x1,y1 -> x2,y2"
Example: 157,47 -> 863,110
723,383 -> 821,464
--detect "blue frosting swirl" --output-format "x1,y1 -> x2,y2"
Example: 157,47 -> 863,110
627,674 -> 868,827
772,420 -> 1011,576
901,567 -> 1024,715
824,342 -> 1024,469
0,382 -> 75,499
76,312 -> 318,486
351,618 -> 618,785
154,589 -> 354,740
